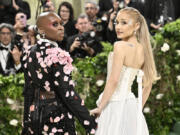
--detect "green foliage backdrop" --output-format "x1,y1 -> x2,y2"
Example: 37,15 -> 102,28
0,19 -> 180,135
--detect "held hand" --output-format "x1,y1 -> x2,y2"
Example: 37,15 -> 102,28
90,107 -> 102,117
10,46 -> 22,65
70,37 -> 81,52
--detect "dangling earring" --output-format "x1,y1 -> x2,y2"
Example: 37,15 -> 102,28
134,30 -> 137,35
42,33 -> 45,39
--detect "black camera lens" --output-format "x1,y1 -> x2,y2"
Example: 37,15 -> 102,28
20,15 -> 25,19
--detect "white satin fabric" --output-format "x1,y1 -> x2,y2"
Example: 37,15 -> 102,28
95,52 -> 149,135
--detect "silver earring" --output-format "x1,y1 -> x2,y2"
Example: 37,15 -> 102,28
42,33 -> 45,39
134,30 -> 137,35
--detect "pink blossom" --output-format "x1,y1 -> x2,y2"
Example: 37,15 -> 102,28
69,80 -> 75,86
84,120 -> 90,125
54,81 -> 59,86
55,72 -> 60,77
24,63 -> 27,68
37,40 -> 42,44
64,132 -> 69,135
90,129 -> 96,134
52,127 -> 57,133
71,91 -> 74,96
28,72 -> 31,77
63,64 -> 73,75
40,62 -> 46,68
45,81 -> 50,86
64,76 -> 68,81
38,57 -> 43,63
45,43 -> 50,46
36,52 -> 41,58
54,117 -> 61,123
29,57 -> 32,62
37,73 -> 43,79
51,56 -> 59,63
68,112 -> 72,119
40,46 -> 45,49
81,100 -> 84,106
43,125 -> 49,131
49,133 -> 54,135
44,85 -> 50,92
57,129 -> 63,132
65,91 -> 69,97
30,105 -> 35,112
44,68 -> 48,73
61,114 -> 64,119
22,55 -> 27,61
50,117 -> 53,123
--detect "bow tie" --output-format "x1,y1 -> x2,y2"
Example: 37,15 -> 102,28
0,46 -> 9,51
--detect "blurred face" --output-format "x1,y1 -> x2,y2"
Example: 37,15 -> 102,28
0,27 -> 12,45
41,13 -> 64,41
85,3 -> 97,19
115,11 -> 137,40
75,17 -> 90,33
59,6 -> 70,22
15,13 -> 27,28
46,1 -> 55,12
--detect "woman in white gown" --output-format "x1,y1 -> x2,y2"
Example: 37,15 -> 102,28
90,7 -> 158,135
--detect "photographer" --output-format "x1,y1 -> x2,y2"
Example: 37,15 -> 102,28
67,14 -> 103,58
0,23 -> 22,76
85,0 -> 108,41
42,0 -> 55,12
0,0 -> 30,25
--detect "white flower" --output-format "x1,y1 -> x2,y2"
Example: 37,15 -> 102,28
143,107 -> 150,113
168,101 -> 173,106
6,98 -> 15,105
96,80 -> 104,87
9,119 -> 18,126
156,93 -> 164,100
161,43 -> 170,52
177,75 -> 180,81
176,50 -> 180,56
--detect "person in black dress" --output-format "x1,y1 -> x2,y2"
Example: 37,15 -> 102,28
21,12 -> 97,135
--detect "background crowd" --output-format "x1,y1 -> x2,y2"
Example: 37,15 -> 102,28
0,0 -> 180,135
0,0 -> 179,76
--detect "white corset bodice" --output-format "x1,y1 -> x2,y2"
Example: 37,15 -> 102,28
106,52 -> 143,101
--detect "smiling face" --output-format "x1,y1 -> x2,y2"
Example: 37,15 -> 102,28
37,12 -> 64,41
0,27 -> 12,45
115,11 -> 139,41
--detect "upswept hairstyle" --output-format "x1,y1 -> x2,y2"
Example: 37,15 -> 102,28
119,7 -> 158,87
57,1 -> 74,21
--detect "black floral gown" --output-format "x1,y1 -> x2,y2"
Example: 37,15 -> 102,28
21,39 -> 97,135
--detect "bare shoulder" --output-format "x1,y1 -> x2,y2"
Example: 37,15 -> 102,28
113,41 -> 128,51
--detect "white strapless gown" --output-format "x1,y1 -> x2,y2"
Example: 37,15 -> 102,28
95,52 -> 149,135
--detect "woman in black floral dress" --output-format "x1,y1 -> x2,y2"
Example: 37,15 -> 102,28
21,12 -> 97,135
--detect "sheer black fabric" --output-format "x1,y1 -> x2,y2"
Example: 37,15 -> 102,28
21,40 -> 97,135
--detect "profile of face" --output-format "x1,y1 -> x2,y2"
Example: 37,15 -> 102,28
0,27 -> 12,45
85,3 -> 98,19
15,13 -> 27,28
75,17 -> 90,33
38,12 -> 64,41
115,11 -> 139,40
59,6 -> 70,22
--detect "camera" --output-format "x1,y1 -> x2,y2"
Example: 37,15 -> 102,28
77,31 -> 96,47
92,18 -> 107,33
12,35 -> 24,51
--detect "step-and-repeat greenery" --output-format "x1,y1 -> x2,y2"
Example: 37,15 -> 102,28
0,19 -> 180,135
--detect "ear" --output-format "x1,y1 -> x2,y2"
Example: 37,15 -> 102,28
135,22 -> 140,31
38,27 -> 45,34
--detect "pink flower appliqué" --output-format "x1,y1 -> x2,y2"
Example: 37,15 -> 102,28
44,48 -> 73,74
43,125 -> 49,131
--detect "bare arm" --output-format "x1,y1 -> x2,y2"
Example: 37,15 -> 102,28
142,83 -> 152,108
91,42 -> 126,115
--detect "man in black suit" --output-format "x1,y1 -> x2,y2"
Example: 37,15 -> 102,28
0,23 -> 22,76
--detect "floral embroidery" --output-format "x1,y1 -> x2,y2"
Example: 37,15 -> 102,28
68,112 -> 72,119
71,91 -> 74,96
55,72 -> 60,77
43,125 -> 49,131
52,127 -> 57,133
64,76 -> 68,81
54,117 -> 61,123
44,48 -> 73,74
84,120 -> 90,125
90,129 -> 96,134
